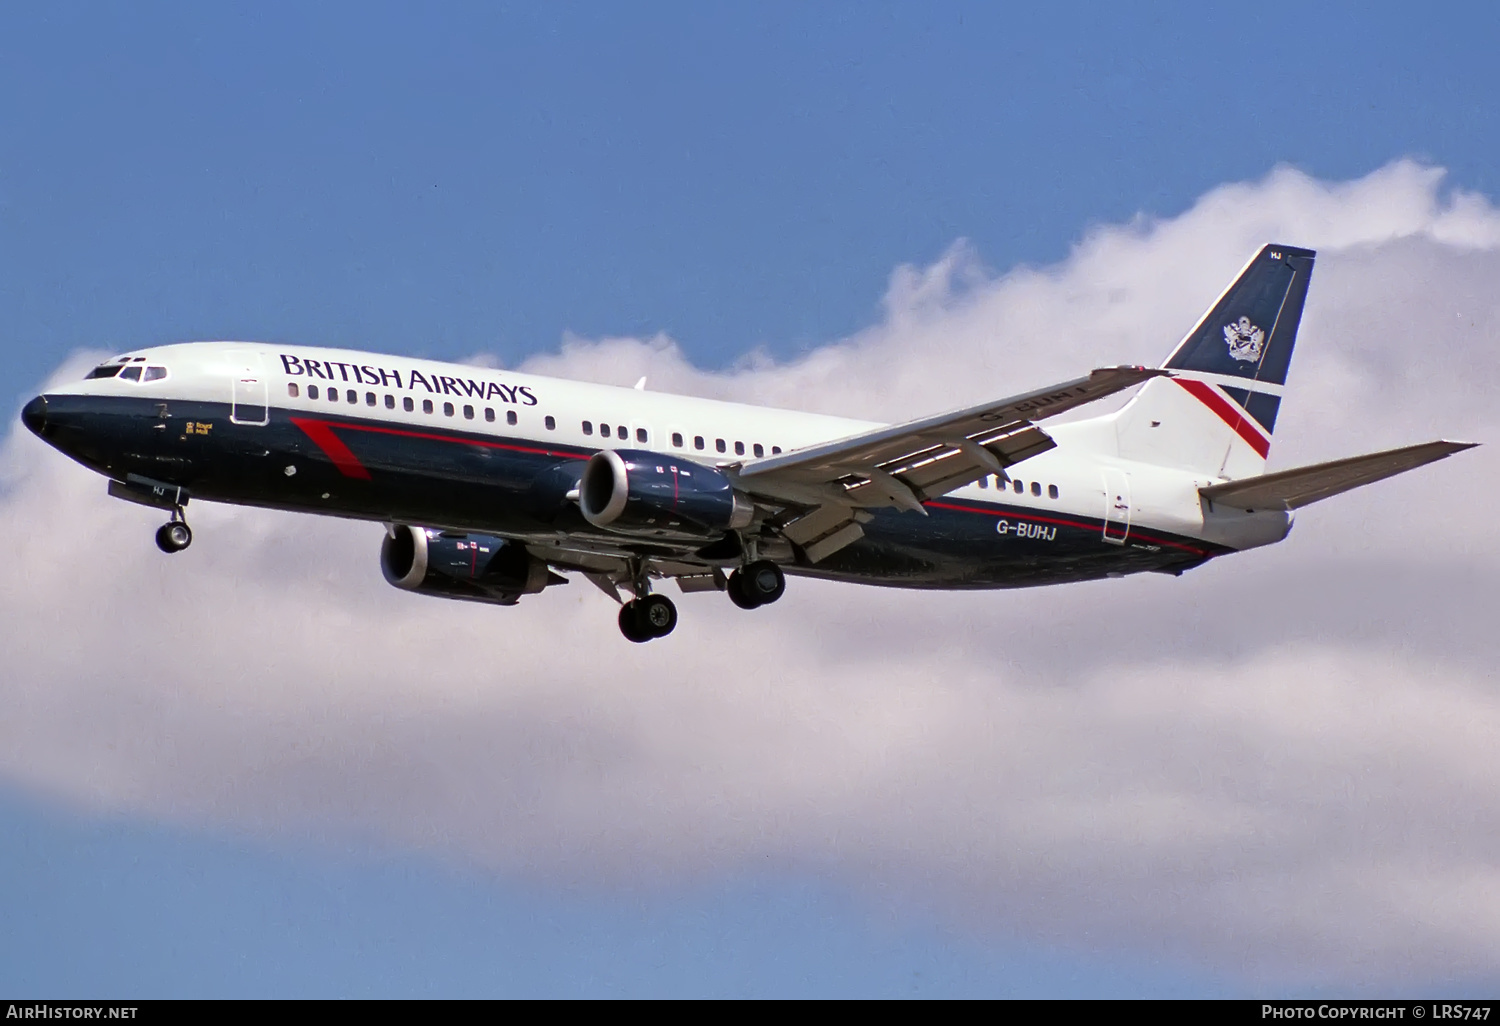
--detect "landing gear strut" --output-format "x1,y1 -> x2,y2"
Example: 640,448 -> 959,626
154,510 -> 192,554
727,560 -> 785,609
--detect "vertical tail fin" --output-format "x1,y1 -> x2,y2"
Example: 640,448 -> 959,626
1113,244 -> 1315,479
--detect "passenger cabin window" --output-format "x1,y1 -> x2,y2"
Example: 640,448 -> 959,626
734,441 -> 745,456
1013,480 -> 1023,494
715,439 -> 726,453
403,397 -> 414,412
422,399 -> 433,414
328,388 -> 338,402
772,446 -> 781,454
309,385 -> 320,400
386,395 -> 395,409
463,405 -> 474,420
346,389 -> 357,403
545,415 -> 556,430
600,424 -> 611,438
636,428 -> 647,443
694,436 -> 705,450
978,477 -> 988,489
507,410 -> 517,426
484,408 -> 495,422
288,383 -> 300,398
1048,484 -> 1059,499
1031,481 -> 1041,496
753,443 -> 763,458
366,392 -> 376,406
672,432 -> 684,447
582,421 -> 593,435
443,402 -> 455,417
119,366 -> 142,382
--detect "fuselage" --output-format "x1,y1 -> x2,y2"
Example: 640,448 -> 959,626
22,340 -> 1292,590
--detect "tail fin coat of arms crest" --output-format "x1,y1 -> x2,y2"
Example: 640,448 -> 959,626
1223,316 -> 1265,362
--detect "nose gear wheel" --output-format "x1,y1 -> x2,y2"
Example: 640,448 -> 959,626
155,521 -> 192,553
155,509 -> 193,554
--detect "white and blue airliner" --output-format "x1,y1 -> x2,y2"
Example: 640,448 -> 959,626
21,245 -> 1475,641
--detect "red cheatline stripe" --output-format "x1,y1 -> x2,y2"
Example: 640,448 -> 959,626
289,417 -> 373,480
333,420 -> 575,459
290,417 -> 579,479
1173,378 -> 1270,458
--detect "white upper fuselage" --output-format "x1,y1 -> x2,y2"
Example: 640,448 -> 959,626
50,340 -> 1293,555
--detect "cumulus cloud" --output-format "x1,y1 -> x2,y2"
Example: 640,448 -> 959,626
3,160 -> 1498,987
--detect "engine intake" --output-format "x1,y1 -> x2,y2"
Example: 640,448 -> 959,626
578,449 -> 753,539
380,525 -> 560,606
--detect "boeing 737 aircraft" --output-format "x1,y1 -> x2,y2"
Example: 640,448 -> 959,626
20,245 -> 1476,641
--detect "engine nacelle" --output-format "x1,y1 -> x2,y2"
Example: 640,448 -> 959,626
380,525 -> 559,606
578,449 -> 754,539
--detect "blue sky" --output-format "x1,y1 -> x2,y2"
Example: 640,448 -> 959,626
4,2 -> 1500,998
6,2 -> 1500,401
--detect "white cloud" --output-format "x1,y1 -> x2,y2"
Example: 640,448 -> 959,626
3,160 -> 1498,988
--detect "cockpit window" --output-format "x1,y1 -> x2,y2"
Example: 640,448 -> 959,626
90,361 -> 166,382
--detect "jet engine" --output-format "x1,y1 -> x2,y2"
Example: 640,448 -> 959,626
578,449 -> 754,539
380,525 -> 563,605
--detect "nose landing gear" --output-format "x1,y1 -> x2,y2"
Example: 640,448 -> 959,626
155,511 -> 193,554
727,560 -> 785,609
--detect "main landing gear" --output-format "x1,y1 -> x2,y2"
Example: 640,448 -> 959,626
154,510 -> 193,554
727,560 -> 785,610
619,593 -> 678,643
617,560 -> 678,643
614,558 -> 785,642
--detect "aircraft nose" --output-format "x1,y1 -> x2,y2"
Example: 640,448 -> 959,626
21,395 -> 48,437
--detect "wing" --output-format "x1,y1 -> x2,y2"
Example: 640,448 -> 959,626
727,365 -> 1163,561
1199,439 -> 1478,511
735,366 -> 1163,511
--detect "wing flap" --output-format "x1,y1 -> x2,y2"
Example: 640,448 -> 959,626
1199,440 -> 1478,511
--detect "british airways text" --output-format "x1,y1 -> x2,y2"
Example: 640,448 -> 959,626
279,354 -> 538,405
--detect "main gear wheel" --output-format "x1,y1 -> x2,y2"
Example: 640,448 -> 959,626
619,594 -> 678,642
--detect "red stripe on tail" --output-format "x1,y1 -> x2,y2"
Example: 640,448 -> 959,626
1173,378 -> 1270,458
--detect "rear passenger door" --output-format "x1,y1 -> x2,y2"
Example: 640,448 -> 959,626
1101,467 -> 1131,544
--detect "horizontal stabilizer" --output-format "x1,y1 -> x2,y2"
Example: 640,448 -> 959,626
1199,440 -> 1478,511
